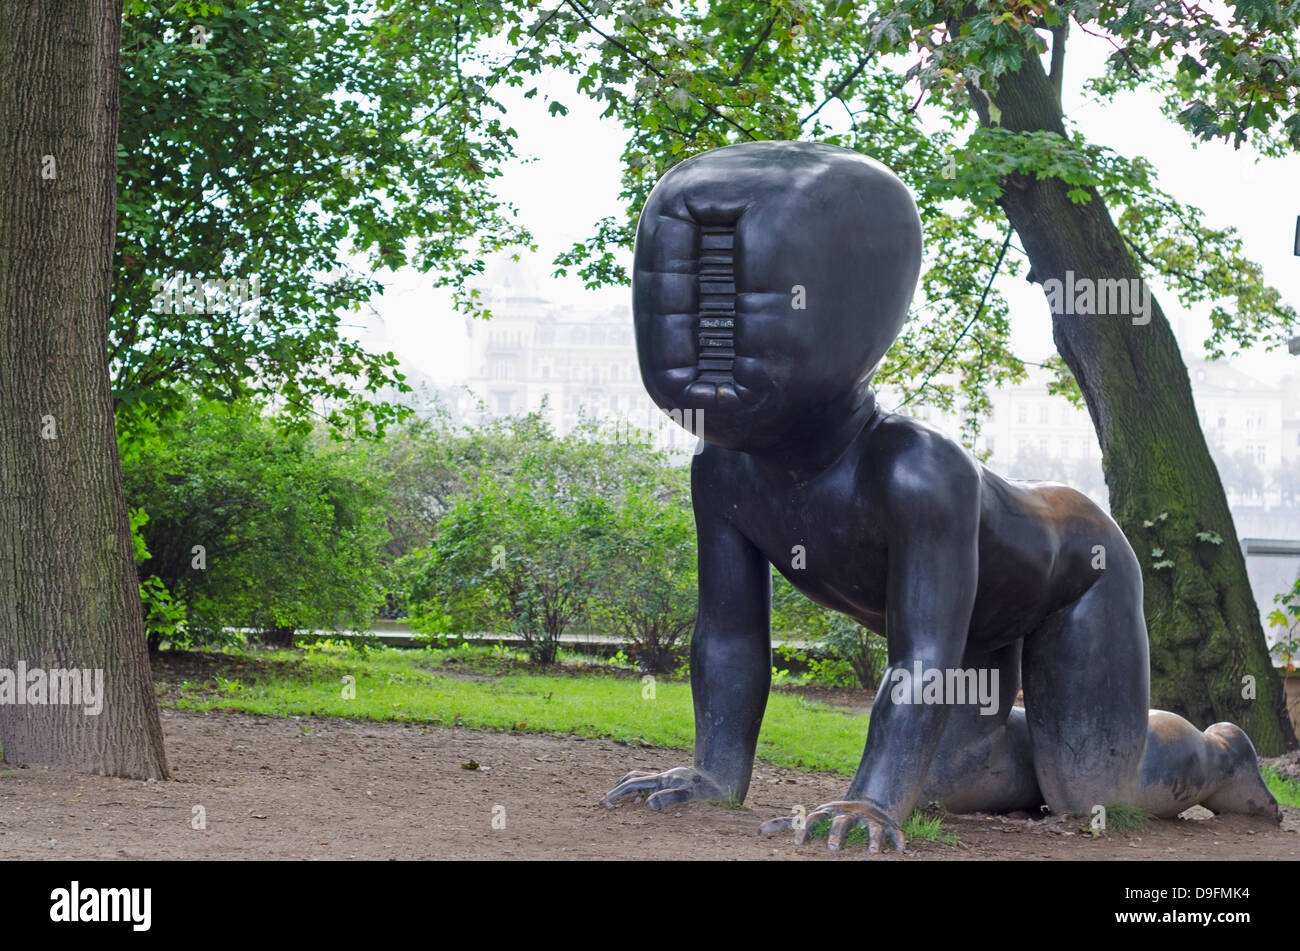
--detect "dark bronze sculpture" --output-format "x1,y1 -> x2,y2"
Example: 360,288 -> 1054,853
602,140 -> 1280,853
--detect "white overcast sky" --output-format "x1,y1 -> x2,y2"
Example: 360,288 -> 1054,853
355,27 -> 1300,392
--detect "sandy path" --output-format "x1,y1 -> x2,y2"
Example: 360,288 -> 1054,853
1,708 -> 1295,860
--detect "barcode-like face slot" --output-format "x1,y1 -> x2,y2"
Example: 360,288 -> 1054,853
696,224 -> 736,383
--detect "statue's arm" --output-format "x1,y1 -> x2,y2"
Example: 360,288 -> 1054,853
689,455 -> 772,801
845,437 -> 981,824
601,448 -> 770,809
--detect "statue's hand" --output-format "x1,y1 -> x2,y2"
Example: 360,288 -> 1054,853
761,799 -> 906,855
601,766 -> 727,811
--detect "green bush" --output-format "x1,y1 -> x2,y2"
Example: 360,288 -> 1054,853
585,426 -> 696,673
128,507 -> 189,646
403,412 -> 699,668
1267,576 -> 1300,670
119,397 -> 390,648
404,413 -> 613,665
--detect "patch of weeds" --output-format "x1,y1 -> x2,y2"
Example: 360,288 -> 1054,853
1073,802 -> 1151,836
213,674 -> 245,694
905,804 -> 960,847
1263,766 -> 1300,807
802,802 -> 958,851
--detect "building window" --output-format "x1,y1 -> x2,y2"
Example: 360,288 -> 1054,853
1039,406 -> 1049,424
1017,405 -> 1028,424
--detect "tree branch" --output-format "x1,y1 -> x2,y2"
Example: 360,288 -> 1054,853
1049,21 -> 1068,107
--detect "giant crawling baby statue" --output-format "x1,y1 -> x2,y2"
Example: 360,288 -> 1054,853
601,140 -> 1280,854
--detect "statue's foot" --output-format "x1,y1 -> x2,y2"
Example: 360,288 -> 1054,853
601,766 -> 726,811
761,799 -> 906,854
1203,723 -> 1282,823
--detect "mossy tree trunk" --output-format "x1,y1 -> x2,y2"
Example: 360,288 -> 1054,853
966,45 -> 1296,754
0,0 -> 169,777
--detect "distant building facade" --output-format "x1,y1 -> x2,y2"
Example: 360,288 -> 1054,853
461,256 -> 698,453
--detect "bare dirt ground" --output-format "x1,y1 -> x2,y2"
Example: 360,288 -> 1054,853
1,706 -> 1296,860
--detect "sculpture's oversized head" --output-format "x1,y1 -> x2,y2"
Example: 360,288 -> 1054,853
633,141 -> 923,452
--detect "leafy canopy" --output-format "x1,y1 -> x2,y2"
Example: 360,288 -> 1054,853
116,0 -> 531,434
405,0 -> 1296,438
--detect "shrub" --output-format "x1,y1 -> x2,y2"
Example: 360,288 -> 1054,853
119,397 -> 390,648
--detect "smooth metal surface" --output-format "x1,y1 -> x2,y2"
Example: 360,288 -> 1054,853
603,141 -> 1280,851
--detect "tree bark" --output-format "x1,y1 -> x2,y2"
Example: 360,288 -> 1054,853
968,45 -> 1297,754
0,0 -> 169,777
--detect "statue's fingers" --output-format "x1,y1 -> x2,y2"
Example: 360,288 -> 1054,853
886,825 -> 906,854
616,769 -> 656,785
646,786 -> 693,811
796,808 -> 833,845
601,776 -> 665,807
759,816 -> 796,836
867,821 -> 884,854
827,813 -> 857,852
841,800 -> 893,828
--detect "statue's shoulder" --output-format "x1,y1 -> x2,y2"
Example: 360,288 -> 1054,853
864,413 -> 982,509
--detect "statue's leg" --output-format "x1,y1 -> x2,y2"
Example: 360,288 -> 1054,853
1021,561 -> 1151,815
917,640 -> 1043,813
1134,712 -> 1280,820
1023,544 -> 1279,821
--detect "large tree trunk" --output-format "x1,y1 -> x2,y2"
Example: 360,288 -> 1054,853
0,0 -> 169,777
968,45 -> 1297,754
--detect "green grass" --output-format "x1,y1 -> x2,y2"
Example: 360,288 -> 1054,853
165,642 -> 871,775
1263,766 -> 1300,807
1054,803 -> 1152,837
904,809 -> 960,847
1097,803 -> 1152,836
